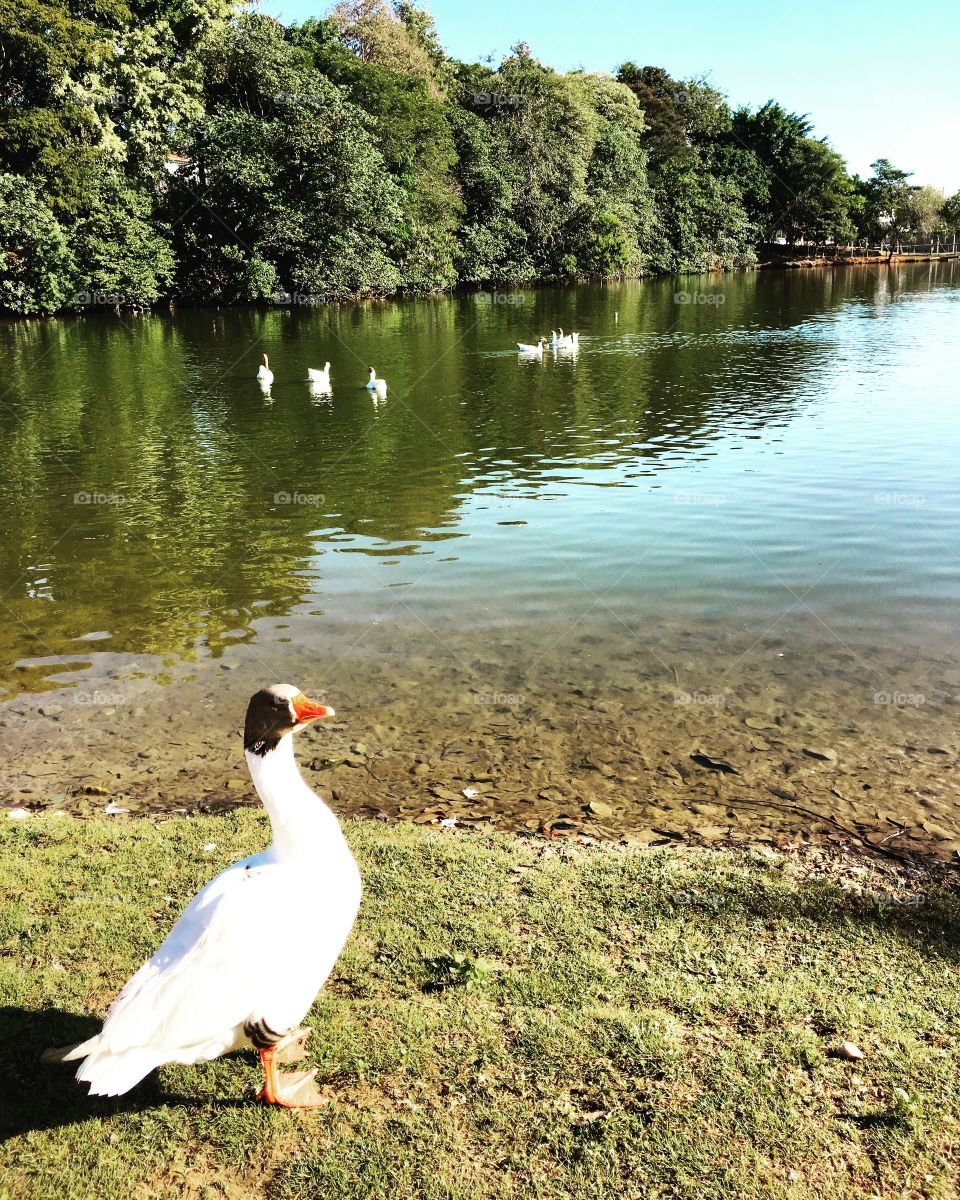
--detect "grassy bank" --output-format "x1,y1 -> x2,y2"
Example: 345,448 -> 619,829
1,813 -> 959,1200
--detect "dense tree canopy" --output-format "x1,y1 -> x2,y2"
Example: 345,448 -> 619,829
0,0 -> 953,314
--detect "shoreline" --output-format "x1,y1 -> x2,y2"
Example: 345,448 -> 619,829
4,627 -> 959,875
4,254 -> 958,322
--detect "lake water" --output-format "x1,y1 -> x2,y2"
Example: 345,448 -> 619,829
2,264 -> 959,854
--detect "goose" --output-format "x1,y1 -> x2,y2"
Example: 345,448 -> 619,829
556,330 -> 578,350
48,684 -> 361,1108
307,362 -> 331,389
256,354 -> 274,388
366,367 -> 387,396
517,337 -> 546,356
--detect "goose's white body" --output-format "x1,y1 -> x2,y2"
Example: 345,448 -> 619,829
517,338 -> 545,356
307,363 -> 331,389
68,733 -> 361,1096
257,355 -> 274,389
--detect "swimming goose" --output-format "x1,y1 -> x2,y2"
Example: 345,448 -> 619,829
256,354 -> 274,388
517,337 -> 546,356
307,362 -> 331,389
51,684 -> 361,1108
366,367 -> 387,396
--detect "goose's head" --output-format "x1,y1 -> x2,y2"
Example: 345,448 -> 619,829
368,367 -> 376,379
244,683 -> 334,757
324,361 -> 331,372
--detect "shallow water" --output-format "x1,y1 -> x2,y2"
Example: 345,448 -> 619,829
2,264 -> 960,855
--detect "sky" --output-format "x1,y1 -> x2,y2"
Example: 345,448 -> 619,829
261,0 -> 960,194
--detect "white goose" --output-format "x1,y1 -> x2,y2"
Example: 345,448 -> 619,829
555,329 -> 579,350
256,354 -> 274,388
517,337 -> 546,356
366,367 -> 387,396
51,684 -> 361,1108
307,362 -> 331,389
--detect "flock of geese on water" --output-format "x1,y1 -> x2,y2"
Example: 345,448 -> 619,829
256,356 -> 385,399
518,327 -> 581,356
253,326 -> 583,397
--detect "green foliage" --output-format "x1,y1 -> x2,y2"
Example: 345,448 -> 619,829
168,13 -> 404,302
941,192 -> 960,238
0,172 -> 75,314
0,1 -> 936,315
424,950 -> 495,991
616,65 -> 757,270
853,159 -> 915,246
731,101 -> 857,243
69,172 -> 176,306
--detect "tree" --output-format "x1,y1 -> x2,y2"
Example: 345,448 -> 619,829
616,64 -> 757,270
326,0 -> 439,85
168,13 -> 405,302
0,172 -> 75,313
293,12 -> 462,290
0,0 -> 126,217
69,172 -> 176,306
898,185 -> 946,240
730,101 -> 856,243
941,192 -> 960,237
854,159 -> 913,247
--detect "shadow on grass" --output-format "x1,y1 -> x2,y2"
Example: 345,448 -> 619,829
0,1006 -> 249,1142
649,863 -> 960,964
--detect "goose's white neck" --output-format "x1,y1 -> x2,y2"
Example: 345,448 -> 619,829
245,735 -> 343,862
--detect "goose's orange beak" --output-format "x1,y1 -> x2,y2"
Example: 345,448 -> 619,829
292,693 -> 335,724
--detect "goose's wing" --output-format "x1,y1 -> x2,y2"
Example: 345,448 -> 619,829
92,855 -> 282,1056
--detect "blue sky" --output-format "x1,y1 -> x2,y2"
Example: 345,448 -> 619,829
261,0 -> 959,194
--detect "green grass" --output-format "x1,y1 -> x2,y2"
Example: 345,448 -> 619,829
1,813 -> 959,1200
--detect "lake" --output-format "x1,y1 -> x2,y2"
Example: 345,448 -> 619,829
2,263 -> 959,854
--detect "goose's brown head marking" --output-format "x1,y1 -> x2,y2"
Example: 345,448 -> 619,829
243,683 -> 335,757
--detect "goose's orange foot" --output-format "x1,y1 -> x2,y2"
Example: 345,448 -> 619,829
257,1044 -> 329,1109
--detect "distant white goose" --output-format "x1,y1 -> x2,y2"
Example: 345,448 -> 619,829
366,367 -> 387,396
556,329 -> 579,350
307,362 -> 331,389
517,337 -> 546,356
256,354 -> 273,388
